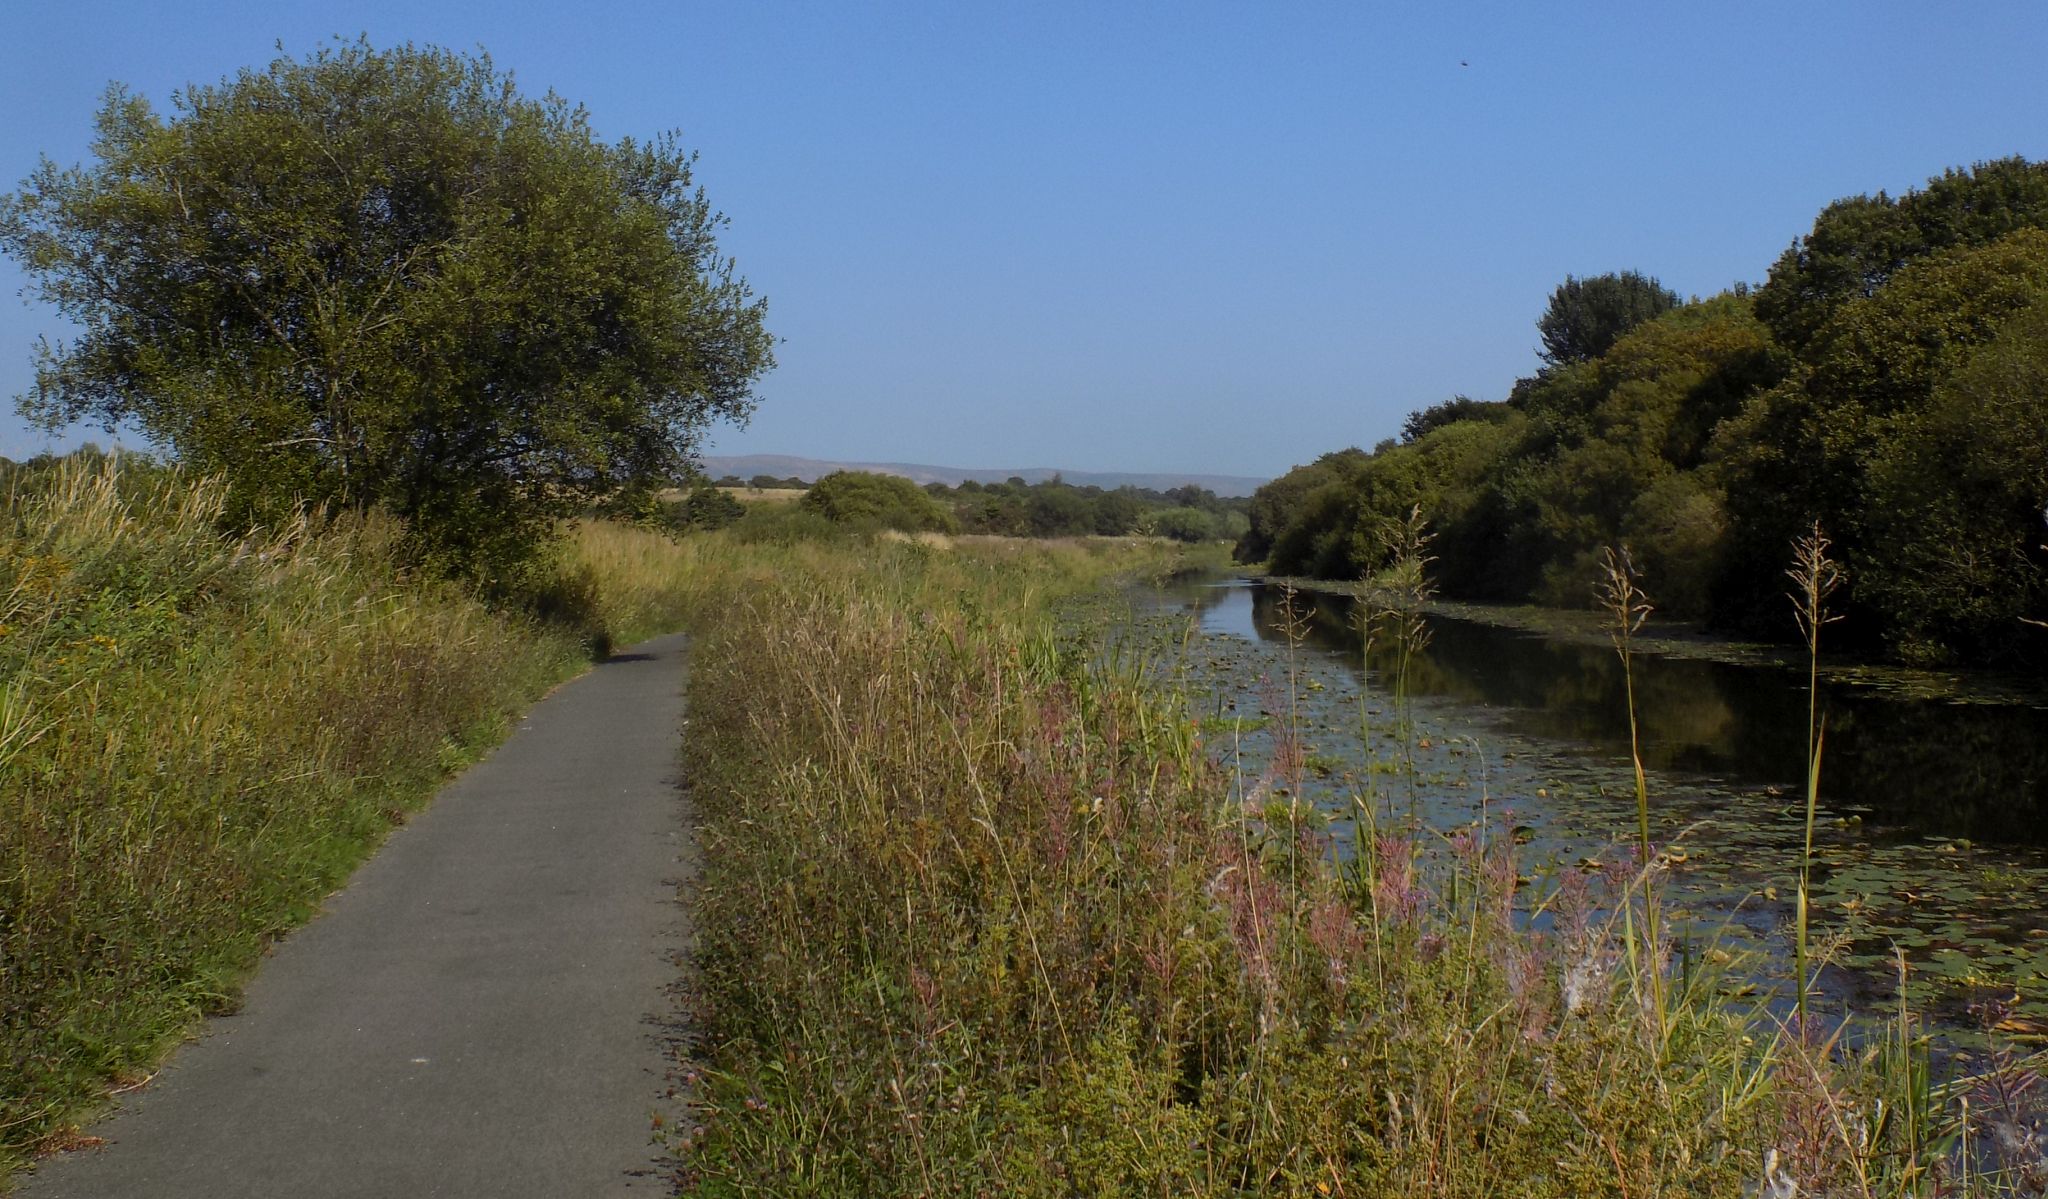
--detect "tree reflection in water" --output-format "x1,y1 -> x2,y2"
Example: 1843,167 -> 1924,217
1224,583 -> 2048,846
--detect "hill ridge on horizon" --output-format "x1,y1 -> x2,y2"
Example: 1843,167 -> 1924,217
699,453 -> 1268,497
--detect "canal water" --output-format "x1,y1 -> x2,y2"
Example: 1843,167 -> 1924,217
1129,577 -> 2048,1036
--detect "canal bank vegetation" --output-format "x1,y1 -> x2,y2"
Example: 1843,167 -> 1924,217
1,40 -> 777,1170
676,532 -> 2046,1196
0,454 -> 706,1173
1242,157 -> 2048,667
740,468 -> 1253,542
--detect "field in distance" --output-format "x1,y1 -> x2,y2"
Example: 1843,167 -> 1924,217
717,485 -> 805,503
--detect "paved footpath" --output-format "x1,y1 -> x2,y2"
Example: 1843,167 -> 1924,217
22,633 -> 695,1198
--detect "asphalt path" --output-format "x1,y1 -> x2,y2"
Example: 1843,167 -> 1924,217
22,633 -> 695,1198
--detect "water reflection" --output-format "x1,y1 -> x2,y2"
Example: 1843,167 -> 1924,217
1190,581 -> 2048,846
1153,578 -> 2048,1029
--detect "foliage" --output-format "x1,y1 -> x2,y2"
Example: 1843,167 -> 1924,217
793,473 -> 1256,542
1801,227 -> 2048,421
1400,394 -> 1509,443
1022,481 -> 1096,537
1535,270 -> 1681,365
1236,448 -> 1369,564
673,482 -> 746,532
1715,229 -> 2048,650
672,536 -> 2034,1196
799,470 -> 957,532
0,40 -> 772,580
1243,159 -> 2048,664
1142,504 -> 1245,543
1857,302 -> 2048,659
724,501 -> 846,546
0,455 -> 702,1174
1754,157 -> 2048,352
1253,295 -> 1781,618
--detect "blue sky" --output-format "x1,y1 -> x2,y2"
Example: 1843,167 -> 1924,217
3,2 -> 2044,477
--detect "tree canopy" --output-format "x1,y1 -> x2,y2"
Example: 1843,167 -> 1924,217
0,40 -> 773,577
782,471 -> 1247,542
1754,157 -> 2048,351
1243,160 -> 2048,665
1535,271 -> 1681,366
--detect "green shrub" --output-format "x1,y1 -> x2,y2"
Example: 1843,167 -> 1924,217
1145,505 -> 1226,542
799,470 -> 956,532
675,483 -> 747,532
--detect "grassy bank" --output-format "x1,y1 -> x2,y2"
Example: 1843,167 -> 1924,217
677,538 -> 2042,1196
0,458 -> 697,1174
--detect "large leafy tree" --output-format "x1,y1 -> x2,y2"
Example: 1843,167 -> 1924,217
1754,157 -> 2048,352
0,40 -> 773,576
1859,300 -> 2048,661
1714,229 -> 2048,645
1234,447 -> 1369,566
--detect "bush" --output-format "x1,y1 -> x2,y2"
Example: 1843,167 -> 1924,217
799,470 -> 956,533
674,483 -> 746,532
1145,505 -> 1226,542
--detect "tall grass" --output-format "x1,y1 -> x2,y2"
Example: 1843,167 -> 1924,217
675,532 -> 2048,1196
1596,545 -> 1667,1043
677,540 -> 1678,1193
0,457 -> 697,1175
1787,522 -> 1846,1038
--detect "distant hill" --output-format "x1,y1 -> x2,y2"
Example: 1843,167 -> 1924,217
698,454 -> 1268,498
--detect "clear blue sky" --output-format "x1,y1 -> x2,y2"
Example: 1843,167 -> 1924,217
3,3 -> 2044,477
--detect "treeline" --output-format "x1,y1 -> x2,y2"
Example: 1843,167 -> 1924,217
1242,157 -> 2048,665
677,470 -> 1251,543
711,473 -> 809,489
935,474 -> 1249,541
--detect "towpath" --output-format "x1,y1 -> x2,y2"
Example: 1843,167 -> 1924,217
21,633 -> 695,1197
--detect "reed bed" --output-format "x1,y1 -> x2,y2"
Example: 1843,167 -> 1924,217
0,457 -> 698,1174
677,536 -> 2048,1197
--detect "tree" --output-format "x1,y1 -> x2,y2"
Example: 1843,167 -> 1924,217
1856,299 -> 2048,661
1090,489 -> 1143,535
1535,271 -> 1680,366
675,482 -> 745,531
1144,507 -> 1223,543
1235,448 -> 1369,565
1713,229 -> 2048,641
1024,484 -> 1093,537
1801,228 -> 2048,421
799,471 -> 955,533
1400,395 -> 1507,443
1754,157 -> 2048,352
0,40 -> 773,578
